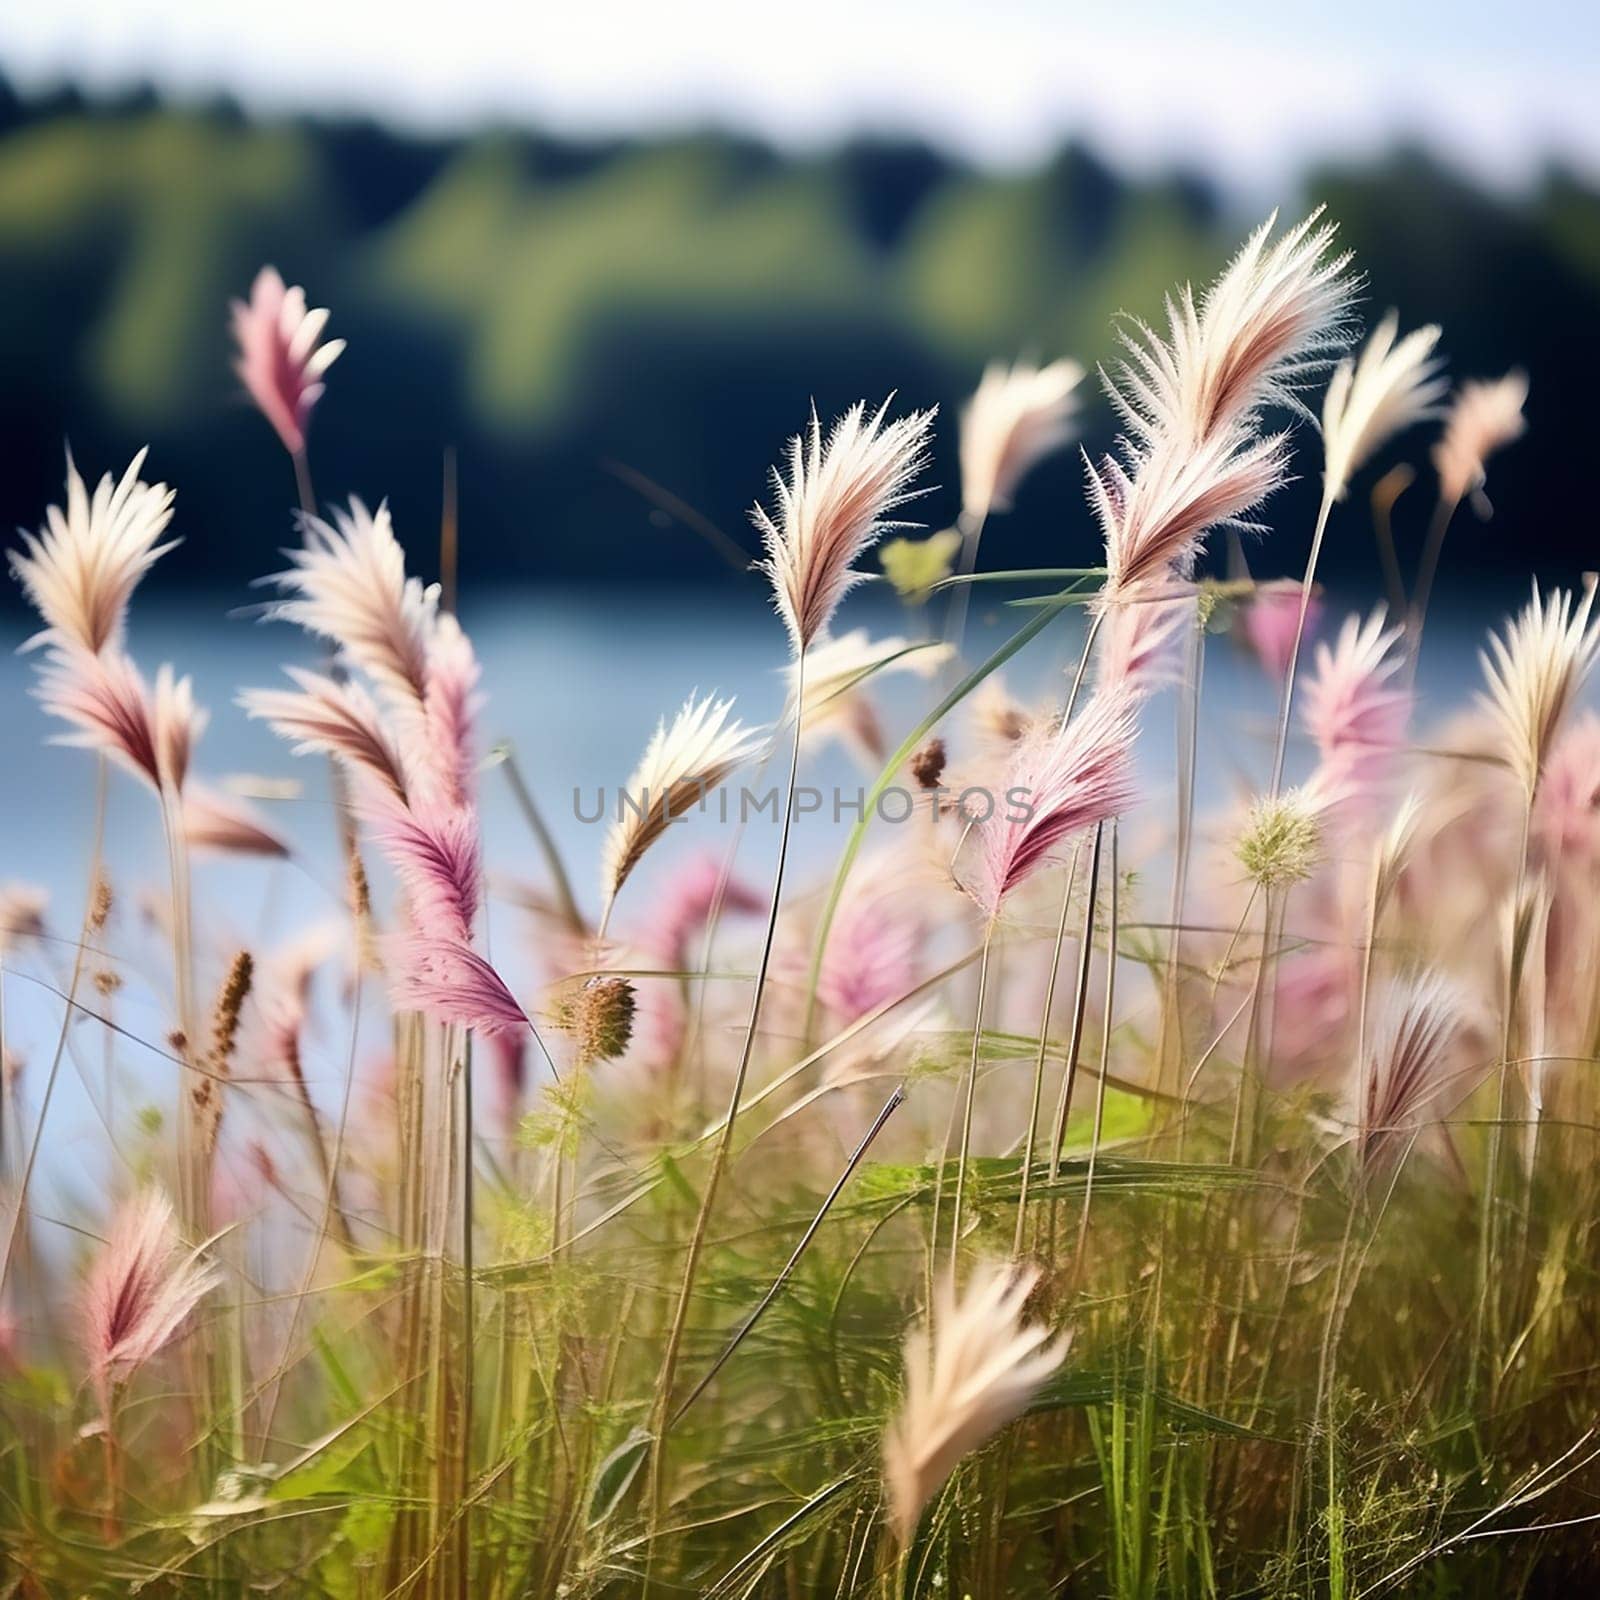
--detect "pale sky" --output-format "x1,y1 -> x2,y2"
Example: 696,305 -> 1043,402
5,0 -> 1597,189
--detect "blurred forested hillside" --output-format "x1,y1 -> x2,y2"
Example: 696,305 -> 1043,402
3,79 -> 1597,600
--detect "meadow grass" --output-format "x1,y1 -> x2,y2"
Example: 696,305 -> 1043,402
3,214 -> 1598,1599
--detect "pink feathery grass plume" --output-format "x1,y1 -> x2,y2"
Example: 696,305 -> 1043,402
362,784 -> 525,1036
79,1188 -> 220,1409
1321,312 -> 1446,501
38,650 -> 204,794
1112,208 -> 1357,450
647,852 -> 765,970
9,450 -> 176,657
267,499 -> 436,711
248,514 -> 521,1036
1532,711 -> 1600,869
1244,579 -> 1323,680
600,692 -> 760,925
818,856 -> 925,1027
182,783 -> 290,859
1479,579 -> 1600,798
1357,973 -> 1467,1171
753,398 -> 936,656
1089,426 -> 1289,597
364,786 -> 481,939
414,611 -> 481,808
231,266 -> 345,458
1097,581 -> 1193,697
1433,371 -> 1528,514
1302,609 -> 1412,792
388,932 -> 527,1037
959,358 -> 1084,521
884,1261 -> 1067,1546
241,667 -> 408,799
964,691 -> 1138,920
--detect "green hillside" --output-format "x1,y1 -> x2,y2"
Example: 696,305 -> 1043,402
2,83 -> 1596,592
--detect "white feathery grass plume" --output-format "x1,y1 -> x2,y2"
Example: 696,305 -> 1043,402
79,1188 -> 220,1410
1089,208 -> 1355,614
1532,711 -> 1600,869
1479,579 -> 1600,796
267,499 -> 437,711
1321,312 -> 1447,501
1111,207 -> 1358,451
1433,371 -> 1528,513
753,399 -> 935,656
9,450 -> 176,657
231,266 -> 345,459
600,692 -> 761,921
1357,973 -> 1466,1170
959,358 -> 1084,520
38,651 -> 204,795
884,1261 -> 1067,1545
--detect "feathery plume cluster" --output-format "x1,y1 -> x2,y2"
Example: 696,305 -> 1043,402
964,692 -> 1138,919
231,266 -> 345,458
9,450 -> 176,657
244,499 -> 523,1034
12,455 -> 203,797
883,1262 -> 1066,1545
1479,579 -> 1600,796
1433,371 -> 1529,512
1244,579 -> 1322,680
600,692 -> 760,920
79,1189 -> 220,1409
1090,428 -> 1289,596
37,653 -> 204,795
1321,312 -> 1447,501
1303,609 -> 1412,794
1091,209 -> 1356,642
1116,208 -> 1357,449
959,358 -> 1084,521
1358,974 -> 1465,1169
753,399 -> 935,656
269,501 -> 433,708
